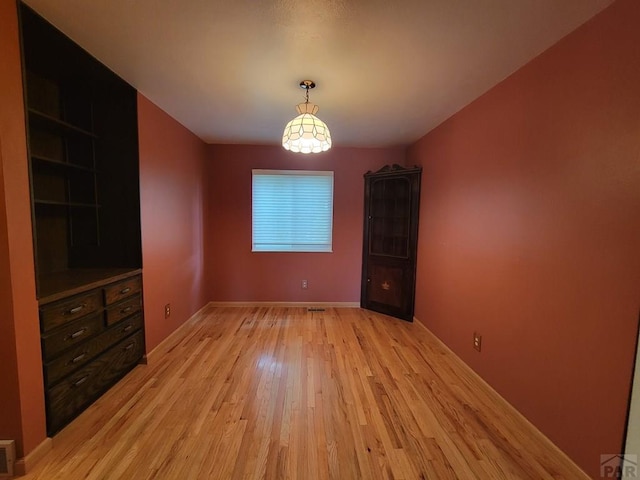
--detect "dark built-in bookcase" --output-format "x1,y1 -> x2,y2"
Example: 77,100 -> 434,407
19,3 -> 145,435
20,4 -> 142,298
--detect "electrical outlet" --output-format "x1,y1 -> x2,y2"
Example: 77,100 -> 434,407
301,280 -> 308,289
473,332 -> 482,352
164,304 -> 171,319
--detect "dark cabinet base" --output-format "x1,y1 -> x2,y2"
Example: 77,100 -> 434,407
39,271 -> 145,436
366,262 -> 414,321
46,330 -> 144,434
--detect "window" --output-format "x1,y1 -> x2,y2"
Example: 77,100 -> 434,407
252,169 -> 334,252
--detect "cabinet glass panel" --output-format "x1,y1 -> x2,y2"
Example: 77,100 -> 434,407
368,177 -> 410,258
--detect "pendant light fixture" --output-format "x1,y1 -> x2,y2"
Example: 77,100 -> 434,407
282,80 -> 332,154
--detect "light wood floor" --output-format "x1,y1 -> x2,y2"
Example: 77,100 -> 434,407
22,306 -> 587,479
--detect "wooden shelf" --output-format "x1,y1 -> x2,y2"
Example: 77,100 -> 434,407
29,108 -> 97,138
34,199 -> 100,208
31,154 -> 97,173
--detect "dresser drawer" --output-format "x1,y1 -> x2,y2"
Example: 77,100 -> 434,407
106,294 -> 141,326
102,313 -> 144,348
46,330 -> 144,434
40,290 -> 102,332
41,313 -> 104,360
103,275 -> 142,306
44,314 -> 143,386
45,343 -> 97,387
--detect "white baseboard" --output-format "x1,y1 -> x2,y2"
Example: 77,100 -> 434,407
207,301 -> 360,308
412,315 -> 590,479
145,302 -> 212,361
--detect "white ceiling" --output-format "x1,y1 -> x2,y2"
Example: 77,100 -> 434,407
23,0 -> 613,148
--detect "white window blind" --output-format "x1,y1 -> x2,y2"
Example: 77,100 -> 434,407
252,169 -> 334,252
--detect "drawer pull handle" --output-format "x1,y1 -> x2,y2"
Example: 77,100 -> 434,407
73,375 -> 89,387
124,342 -> 135,351
122,325 -> 133,333
68,328 -> 87,340
70,353 -> 87,364
120,306 -> 133,314
120,287 -> 131,295
66,304 -> 86,315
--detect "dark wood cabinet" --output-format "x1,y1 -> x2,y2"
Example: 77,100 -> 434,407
361,165 -> 422,321
19,3 -> 145,435
40,272 -> 144,435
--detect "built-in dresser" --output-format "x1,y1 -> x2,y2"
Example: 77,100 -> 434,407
19,3 -> 145,435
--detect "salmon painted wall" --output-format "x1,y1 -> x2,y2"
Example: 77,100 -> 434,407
205,145 -> 404,302
138,94 -> 208,352
0,0 -> 47,458
407,0 -> 640,477
0,138 -> 21,450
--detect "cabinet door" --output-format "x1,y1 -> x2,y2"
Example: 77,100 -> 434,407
361,166 -> 421,321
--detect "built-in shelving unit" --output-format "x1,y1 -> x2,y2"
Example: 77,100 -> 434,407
19,2 -> 145,436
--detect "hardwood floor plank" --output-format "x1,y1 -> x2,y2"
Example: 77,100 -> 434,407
21,306 -> 588,480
